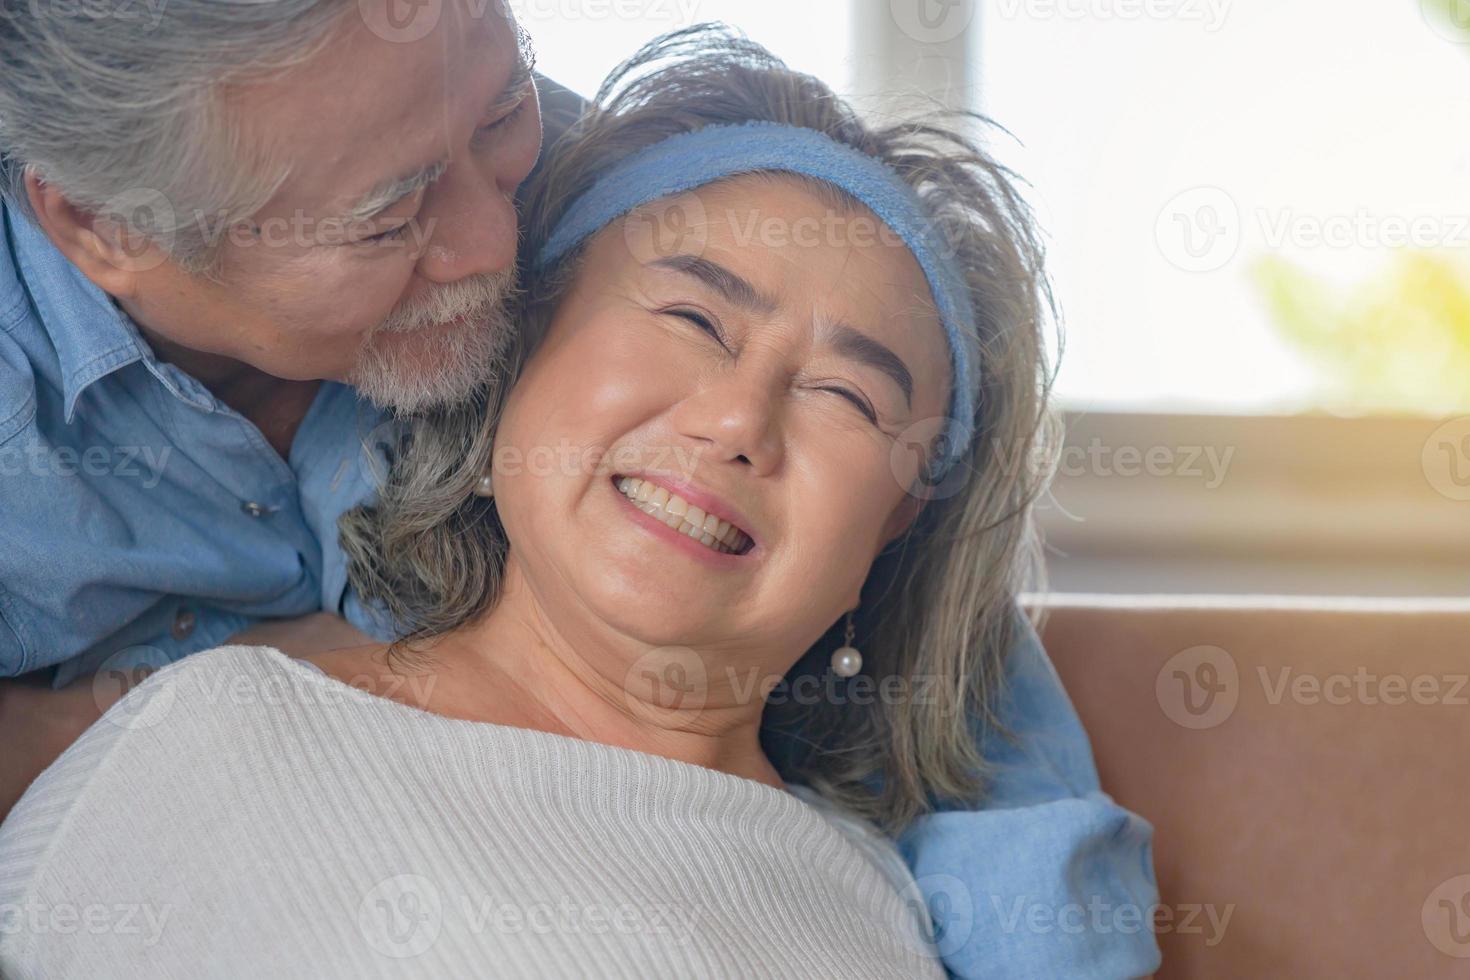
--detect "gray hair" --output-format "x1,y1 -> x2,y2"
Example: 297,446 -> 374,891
342,25 -> 1060,833
0,0 -> 351,270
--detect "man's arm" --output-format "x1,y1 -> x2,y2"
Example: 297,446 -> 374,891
0,612 -> 371,824
0,675 -> 115,822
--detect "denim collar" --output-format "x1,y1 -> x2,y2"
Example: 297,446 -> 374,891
6,204 -> 214,420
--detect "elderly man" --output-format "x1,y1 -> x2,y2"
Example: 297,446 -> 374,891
0,0 -> 566,801
0,2 -> 1160,975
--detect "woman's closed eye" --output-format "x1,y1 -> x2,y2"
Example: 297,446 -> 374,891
813,383 -> 879,424
660,306 -> 730,350
659,305 -> 885,426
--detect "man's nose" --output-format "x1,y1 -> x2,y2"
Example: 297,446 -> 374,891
413,167 -> 520,283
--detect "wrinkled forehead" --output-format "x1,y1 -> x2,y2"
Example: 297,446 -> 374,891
696,173 -> 937,313
223,0 -> 523,218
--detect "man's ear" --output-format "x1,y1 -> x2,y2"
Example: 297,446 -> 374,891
25,171 -> 166,299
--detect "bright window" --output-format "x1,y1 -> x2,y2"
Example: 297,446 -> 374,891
979,1 -> 1470,416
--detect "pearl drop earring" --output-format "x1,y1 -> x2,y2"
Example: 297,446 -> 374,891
472,474 -> 495,498
830,610 -> 862,678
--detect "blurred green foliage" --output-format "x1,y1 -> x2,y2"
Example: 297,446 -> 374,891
1253,252 -> 1470,415
1423,0 -> 1470,43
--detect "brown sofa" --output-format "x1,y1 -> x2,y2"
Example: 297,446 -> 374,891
1041,595 -> 1470,979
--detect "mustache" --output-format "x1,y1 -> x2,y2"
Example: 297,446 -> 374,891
376,268 -> 520,334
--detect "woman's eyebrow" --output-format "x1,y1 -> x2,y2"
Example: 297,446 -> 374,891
649,254 -> 778,316
827,321 -> 914,407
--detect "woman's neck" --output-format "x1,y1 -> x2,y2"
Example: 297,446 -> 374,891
327,565 -> 786,790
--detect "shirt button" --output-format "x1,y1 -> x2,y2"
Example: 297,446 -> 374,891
172,608 -> 197,641
241,501 -> 268,518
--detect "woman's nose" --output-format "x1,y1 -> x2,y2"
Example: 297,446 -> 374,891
670,369 -> 785,476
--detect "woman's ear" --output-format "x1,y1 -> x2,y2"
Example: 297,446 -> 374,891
878,492 -> 925,548
25,171 -> 160,299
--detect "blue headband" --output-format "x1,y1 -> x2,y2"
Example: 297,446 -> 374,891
535,121 -> 977,481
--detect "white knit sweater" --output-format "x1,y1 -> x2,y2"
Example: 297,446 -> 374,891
0,646 -> 943,979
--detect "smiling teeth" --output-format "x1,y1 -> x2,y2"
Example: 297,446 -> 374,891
616,477 -> 752,555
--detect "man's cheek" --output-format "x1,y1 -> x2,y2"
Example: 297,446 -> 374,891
266,265 -> 413,338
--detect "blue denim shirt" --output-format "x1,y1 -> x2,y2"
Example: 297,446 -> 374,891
0,204 -> 386,682
903,617 -> 1162,978
0,203 -> 1160,978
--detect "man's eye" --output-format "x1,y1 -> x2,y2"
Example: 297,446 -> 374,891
359,223 -> 409,244
477,97 -> 529,138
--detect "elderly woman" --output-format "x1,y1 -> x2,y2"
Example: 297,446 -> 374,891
0,28 -> 1156,980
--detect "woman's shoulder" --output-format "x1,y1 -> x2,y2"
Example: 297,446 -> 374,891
0,645 -> 289,921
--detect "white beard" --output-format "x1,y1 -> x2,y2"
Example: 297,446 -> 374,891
348,268 -> 518,412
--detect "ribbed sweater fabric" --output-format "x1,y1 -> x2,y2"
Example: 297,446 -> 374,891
0,646 -> 943,979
